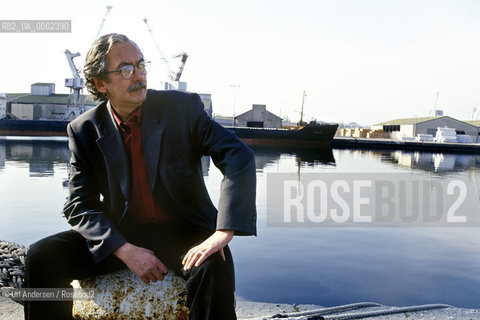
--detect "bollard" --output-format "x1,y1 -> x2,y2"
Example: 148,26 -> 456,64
71,269 -> 189,320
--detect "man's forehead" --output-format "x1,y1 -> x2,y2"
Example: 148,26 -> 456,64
107,41 -> 144,66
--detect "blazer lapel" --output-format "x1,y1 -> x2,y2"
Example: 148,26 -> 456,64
96,108 -> 130,200
142,99 -> 165,191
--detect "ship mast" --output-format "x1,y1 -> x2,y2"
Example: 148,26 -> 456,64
299,90 -> 307,127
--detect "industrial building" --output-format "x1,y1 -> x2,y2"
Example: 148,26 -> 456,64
198,93 -> 213,118
0,94 -> 6,119
234,104 -> 282,128
370,116 -> 480,142
4,83 -> 97,121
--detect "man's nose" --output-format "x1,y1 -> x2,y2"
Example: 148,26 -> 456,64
131,67 -> 146,82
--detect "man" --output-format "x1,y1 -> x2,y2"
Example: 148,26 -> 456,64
24,33 -> 256,320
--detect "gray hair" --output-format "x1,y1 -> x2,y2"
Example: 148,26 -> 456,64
83,33 -> 140,101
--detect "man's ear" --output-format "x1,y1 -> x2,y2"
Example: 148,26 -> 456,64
93,77 -> 107,94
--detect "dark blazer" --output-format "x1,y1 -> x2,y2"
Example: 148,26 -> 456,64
63,89 -> 257,263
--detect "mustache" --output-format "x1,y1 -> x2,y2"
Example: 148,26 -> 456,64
128,81 -> 147,92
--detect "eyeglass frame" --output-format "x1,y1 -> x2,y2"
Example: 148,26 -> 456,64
105,60 -> 151,80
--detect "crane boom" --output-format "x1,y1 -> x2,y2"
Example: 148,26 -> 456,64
94,5 -> 113,42
173,52 -> 188,81
143,18 -> 188,82
143,18 -> 175,81
77,5 -> 113,75
65,50 -> 81,78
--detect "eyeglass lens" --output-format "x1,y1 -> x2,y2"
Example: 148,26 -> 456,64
121,61 -> 150,79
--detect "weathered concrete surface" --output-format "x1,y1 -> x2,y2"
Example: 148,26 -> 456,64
71,269 -> 189,320
0,295 -> 24,320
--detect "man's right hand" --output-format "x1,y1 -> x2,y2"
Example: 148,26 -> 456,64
113,242 -> 168,284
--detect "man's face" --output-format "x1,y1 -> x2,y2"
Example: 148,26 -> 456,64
95,41 -> 148,110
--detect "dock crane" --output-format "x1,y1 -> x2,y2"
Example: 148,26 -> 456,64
143,18 -> 188,88
64,49 -> 84,116
63,5 -> 112,118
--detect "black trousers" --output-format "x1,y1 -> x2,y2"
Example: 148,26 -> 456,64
23,222 -> 236,320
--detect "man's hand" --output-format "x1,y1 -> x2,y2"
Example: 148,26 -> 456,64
182,230 -> 234,271
113,242 -> 168,284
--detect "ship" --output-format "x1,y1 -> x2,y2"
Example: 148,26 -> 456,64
226,122 -> 338,147
225,90 -> 338,147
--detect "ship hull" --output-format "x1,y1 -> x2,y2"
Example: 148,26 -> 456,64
0,119 -> 68,136
226,124 -> 339,147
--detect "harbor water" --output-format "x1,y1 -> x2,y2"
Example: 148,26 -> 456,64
0,138 -> 479,309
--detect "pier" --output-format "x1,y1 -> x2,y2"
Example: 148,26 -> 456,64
332,136 -> 480,154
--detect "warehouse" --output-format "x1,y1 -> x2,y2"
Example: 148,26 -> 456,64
234,104 -> 282,128
5,83 -> 96,121
370,116 -> 480,142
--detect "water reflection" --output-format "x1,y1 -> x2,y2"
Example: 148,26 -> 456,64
387,150 -> 480,172
0,142 -> 5,169
4,139 -> 480,177
0,139 -> 70,177
250,146 -> 336,171
3,138 -> 480,179
336,149 -> 480,173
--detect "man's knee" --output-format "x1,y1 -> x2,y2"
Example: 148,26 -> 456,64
199,253 -> 229,272
26,236 -> 57,272
25,231 -> 89,279
184,252 -> 235,287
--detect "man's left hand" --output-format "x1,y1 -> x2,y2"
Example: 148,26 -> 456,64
182,230 -> 234,271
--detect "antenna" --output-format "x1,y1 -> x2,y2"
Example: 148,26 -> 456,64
472,106 -> 480,120
431,91 -> 439,116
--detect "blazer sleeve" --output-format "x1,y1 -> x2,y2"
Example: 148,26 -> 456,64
187,93 -> 257,236
63,122 -> 127,264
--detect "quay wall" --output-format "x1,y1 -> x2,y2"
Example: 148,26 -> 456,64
332,137 -> 480,154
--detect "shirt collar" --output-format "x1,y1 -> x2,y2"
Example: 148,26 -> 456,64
109,102 -> 143,128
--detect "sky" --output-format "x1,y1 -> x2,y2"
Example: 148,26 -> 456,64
1,0 -> 480,126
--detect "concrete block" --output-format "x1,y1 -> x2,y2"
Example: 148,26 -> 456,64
71,269 -> 189,320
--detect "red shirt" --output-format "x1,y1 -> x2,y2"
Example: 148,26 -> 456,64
111,104 -> 170,224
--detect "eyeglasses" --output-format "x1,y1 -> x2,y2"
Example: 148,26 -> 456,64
106,60 -> 151,80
